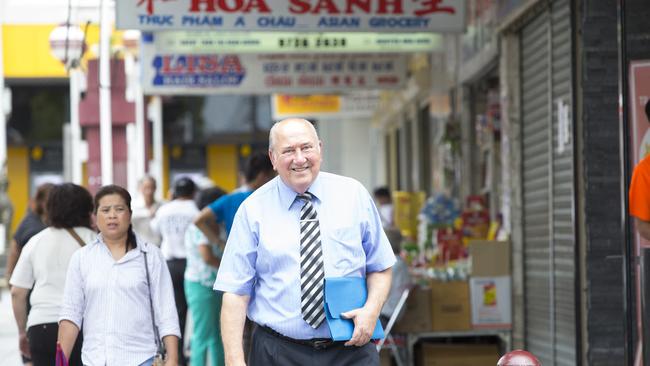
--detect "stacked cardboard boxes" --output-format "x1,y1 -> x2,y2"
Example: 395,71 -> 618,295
418,343 -> 500,366
468,240 -> 512,328
393,241 -> 512,332
393,280 -> 471,333
430,280 -> 471,331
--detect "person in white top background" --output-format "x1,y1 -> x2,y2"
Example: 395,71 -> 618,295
132,175 -> 163,247
151,177 -> 198,366
10,183 -> 96,366
58,184 -> 180,366
373,187 -> 394,228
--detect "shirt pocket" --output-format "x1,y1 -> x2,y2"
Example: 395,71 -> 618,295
328,225 -> 365,274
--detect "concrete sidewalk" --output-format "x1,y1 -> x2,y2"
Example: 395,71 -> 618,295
0,288 -> 23,366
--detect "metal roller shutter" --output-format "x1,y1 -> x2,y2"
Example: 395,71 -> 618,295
550,0 -> 575,364
521,0 -> 575,364
521,8 -> 553,363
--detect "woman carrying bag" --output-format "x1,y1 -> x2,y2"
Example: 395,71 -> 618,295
10,183 -> 94,366
57,185 -> 180,366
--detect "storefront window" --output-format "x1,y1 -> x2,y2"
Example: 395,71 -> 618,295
7,84 -> 68,144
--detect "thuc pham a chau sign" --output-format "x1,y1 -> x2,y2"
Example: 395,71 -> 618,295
116,0 -> 466,33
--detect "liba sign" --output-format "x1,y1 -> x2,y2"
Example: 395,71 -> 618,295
140,49 -> 407,95
116,0 -> 466,33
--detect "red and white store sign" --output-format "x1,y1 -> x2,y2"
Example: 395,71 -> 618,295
117,0 -> 466,33
140,49 -> 407,94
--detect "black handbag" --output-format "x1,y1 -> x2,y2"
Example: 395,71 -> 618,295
143,250 -> 166,366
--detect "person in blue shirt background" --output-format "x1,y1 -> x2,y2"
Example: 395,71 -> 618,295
193,152 -> 275,244
215,118 -> 395,366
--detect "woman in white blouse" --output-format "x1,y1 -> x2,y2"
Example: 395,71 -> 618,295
58,185 -> 180,366
10,183 -> 95,366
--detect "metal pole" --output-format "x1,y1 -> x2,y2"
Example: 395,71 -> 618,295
69,68 -> 82,184
99,0 -> 113,185
135,59 -> 146,180
0,5 -> 7,168
618,0 -> 636,364
126,123 -> 137,194
149,96 -> 163,201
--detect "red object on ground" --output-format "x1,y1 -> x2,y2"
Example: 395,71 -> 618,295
497,350 -> 541,366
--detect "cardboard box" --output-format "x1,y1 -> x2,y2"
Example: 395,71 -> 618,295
430,280 -> 471,331
379,349 -> 392,366
470,276 -> 512,328
393,286 -> 433,333
418,343 -> 500,366
469,240 -> 510,276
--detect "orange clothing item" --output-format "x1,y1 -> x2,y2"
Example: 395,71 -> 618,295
630,154 -> 650,221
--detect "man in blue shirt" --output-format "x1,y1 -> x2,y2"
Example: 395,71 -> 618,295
215,118 -> 395,366
193,152 -> 275,244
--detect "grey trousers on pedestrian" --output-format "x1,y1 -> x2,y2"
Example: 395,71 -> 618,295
248,324 -> 379,366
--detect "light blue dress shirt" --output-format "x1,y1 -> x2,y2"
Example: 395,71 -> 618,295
214,171 -> 396,339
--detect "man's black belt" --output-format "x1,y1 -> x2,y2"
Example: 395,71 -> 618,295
257,324 -> 345,350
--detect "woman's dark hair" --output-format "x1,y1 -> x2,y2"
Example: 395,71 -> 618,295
195,187 -> 227,210
33,183 -> 55,217
46,183 -> 93,229
94,184 -> 137,252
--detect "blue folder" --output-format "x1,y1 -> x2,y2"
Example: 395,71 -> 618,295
324,277 -> 385,341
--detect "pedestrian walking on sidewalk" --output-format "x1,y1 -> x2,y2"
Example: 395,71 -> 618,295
151,177 -> 198,366
184,187 -> 226,366
10,183 -> 95,366
215,118 -> 396,366
58,185 -> 180,366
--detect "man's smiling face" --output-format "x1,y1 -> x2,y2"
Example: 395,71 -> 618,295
269,119 -> 322,194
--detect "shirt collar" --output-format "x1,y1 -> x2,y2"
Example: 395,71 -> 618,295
97,232 -> 150,252
277,173 -> 323,211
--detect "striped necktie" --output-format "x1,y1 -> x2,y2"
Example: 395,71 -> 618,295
297,192 -> 325,328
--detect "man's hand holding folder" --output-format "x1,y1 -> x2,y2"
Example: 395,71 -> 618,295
340,305 -> 382,346
323,276 -> 386,346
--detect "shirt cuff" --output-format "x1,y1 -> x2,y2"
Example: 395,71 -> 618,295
158,324 -> 182,339
213,282 -> 253,296
8,278 -> 32,289
366,257 -> 396,273
58,315 -> 82,330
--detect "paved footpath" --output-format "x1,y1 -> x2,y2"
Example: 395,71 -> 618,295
0,288 -> 23,366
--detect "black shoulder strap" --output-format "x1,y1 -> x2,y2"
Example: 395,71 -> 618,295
143,250 -> 164,353
65,228 -> 86,247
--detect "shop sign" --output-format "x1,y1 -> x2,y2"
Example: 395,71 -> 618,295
272,91 -> 379,118
140,50 -> 407,95
149,31 -> 442,53
117,0 -> 466,33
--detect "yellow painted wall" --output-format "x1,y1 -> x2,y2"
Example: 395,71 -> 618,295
3,24 -> 119,78
7,147 -> 29,234
207,145 -> 238,192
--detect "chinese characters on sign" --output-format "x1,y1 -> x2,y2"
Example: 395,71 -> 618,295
117,0 -> 466,33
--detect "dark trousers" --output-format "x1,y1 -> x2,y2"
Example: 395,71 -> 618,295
248,325 -> 379,366
167,258 -> 187,365
27,322 -> 83,366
